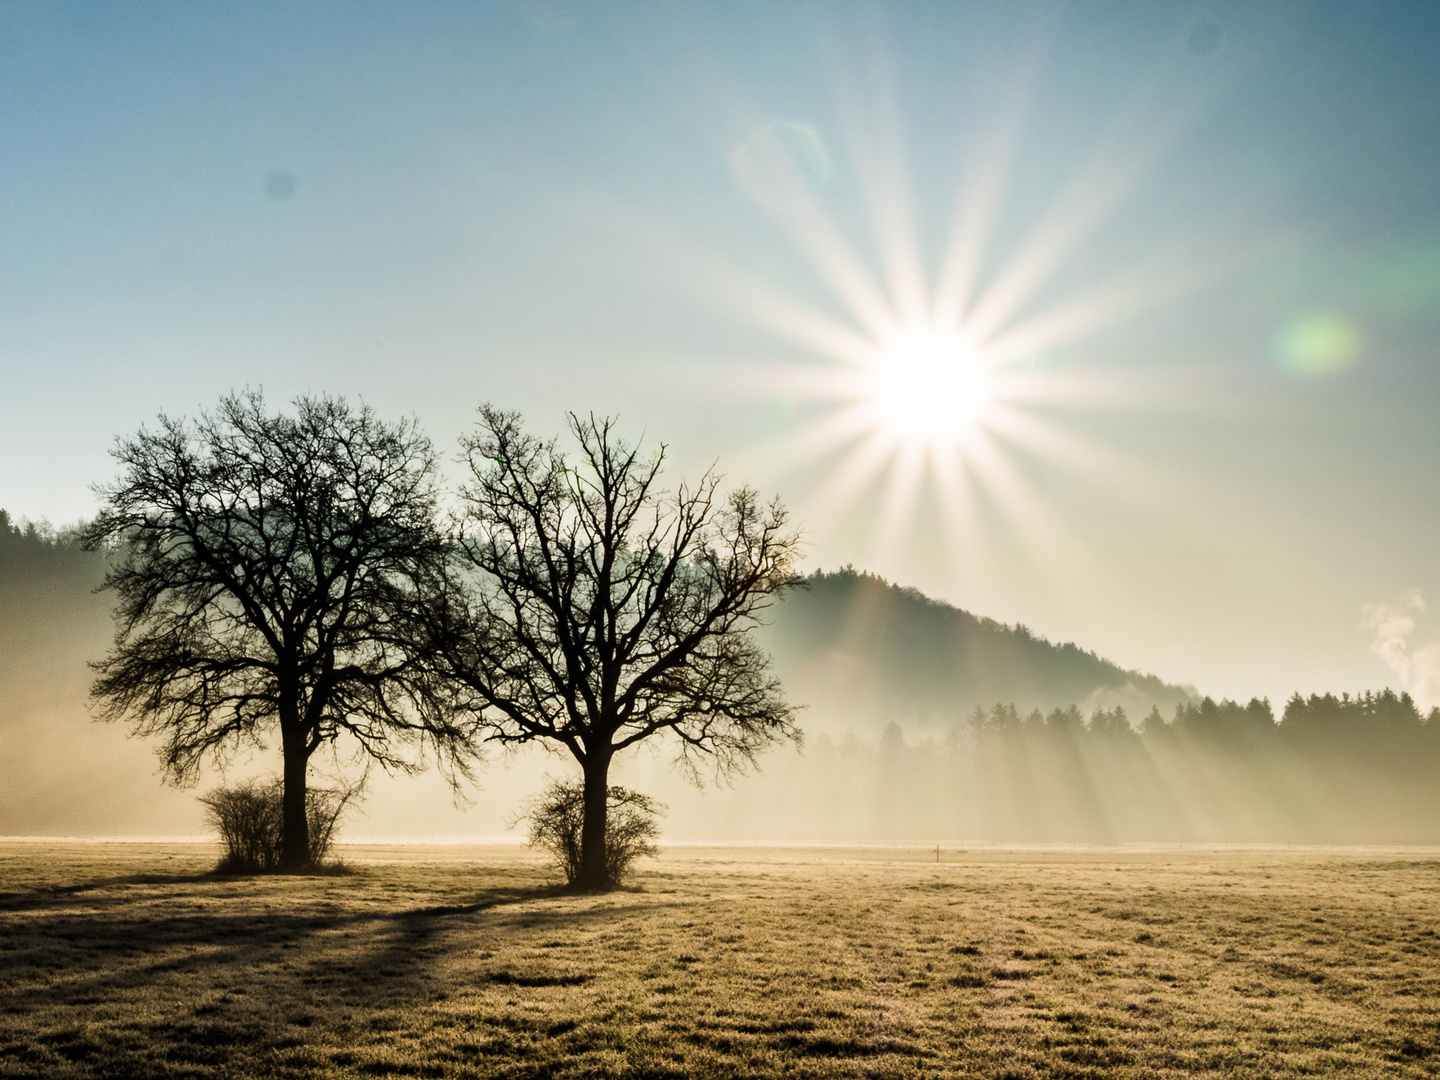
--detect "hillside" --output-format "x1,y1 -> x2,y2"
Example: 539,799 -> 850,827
760,568 -> 1196,733
0,521 -> 1196,747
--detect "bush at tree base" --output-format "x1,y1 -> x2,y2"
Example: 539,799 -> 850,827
200,777 -> 359,873
521,778 -> 664,887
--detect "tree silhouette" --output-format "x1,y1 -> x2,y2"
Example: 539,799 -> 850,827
83,392 -> 467,871
424,406 -> 802,890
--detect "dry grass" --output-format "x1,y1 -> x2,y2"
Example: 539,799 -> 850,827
2,841 -> 1439,1078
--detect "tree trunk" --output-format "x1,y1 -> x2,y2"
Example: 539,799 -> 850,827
279,723 -> 311,872
575,751 -> 612,890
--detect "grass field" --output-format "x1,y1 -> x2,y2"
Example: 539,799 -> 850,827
2,842 -> 1439,1078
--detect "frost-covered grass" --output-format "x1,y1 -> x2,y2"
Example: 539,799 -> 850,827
2,841 -> 1439,1077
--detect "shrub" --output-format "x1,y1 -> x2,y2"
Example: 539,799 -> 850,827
200,777 -> 358,873
520,778 -> 664,887
201,780 -> 281,873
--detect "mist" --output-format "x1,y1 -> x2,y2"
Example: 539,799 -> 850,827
4,512 -> 1435,847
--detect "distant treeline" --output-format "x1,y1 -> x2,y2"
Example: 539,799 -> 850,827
962,689 -> 1438,749
728,691 -> 1440,845
0,510 -> 108,675
0,510 -> 97,586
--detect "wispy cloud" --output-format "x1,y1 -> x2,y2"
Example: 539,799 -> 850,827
1363,592 -> 1440,712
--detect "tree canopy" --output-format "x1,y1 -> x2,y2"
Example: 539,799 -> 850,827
83,392 -> 469,869
421,406 -> 803,888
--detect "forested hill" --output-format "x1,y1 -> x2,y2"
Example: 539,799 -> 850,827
759,568 -> 1196,733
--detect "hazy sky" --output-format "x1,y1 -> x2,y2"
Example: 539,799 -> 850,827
3,1 -> 1439,709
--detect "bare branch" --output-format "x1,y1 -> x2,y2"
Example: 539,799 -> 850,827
85,391 -> 471,869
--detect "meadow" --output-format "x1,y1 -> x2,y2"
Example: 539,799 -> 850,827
2,841 -> 1438,1078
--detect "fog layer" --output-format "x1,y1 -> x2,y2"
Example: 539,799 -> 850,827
3,515 -> 1435,844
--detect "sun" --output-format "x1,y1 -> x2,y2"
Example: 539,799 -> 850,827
868,328 -> 990,445
702,67 -> 1222,579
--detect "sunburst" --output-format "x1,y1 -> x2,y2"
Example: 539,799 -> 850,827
702,51 -> 1253,609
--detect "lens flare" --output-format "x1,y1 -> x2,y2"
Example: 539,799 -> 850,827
1274,312 -> 1362,377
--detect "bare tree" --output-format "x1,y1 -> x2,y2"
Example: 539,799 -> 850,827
83,392 -> 468,871
426,406 -> 803,890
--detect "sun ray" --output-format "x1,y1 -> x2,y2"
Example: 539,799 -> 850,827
728,360 -> 868,405
930,445 -> 992,596
688,27 -> 1267,622
724,286 -> 884,370
742,130 -> 899,342
984,236 -> 1282,367
986,364 -> 1166,411
870,440 -> 928,566
712,401 -> 878,507
956,427 -> 1120,622
799,429 -> 900,539
982,403 -> 1142,491
963,144 -> 1163,347
655,233 -> 880,368
568,190 -> 882,369
933,35 -> 1051,328
959,66 -> 1221,350
832,46 -> 930,329
781,402 -> 885,461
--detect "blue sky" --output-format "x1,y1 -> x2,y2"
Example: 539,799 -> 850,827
3,1 -> 1439,707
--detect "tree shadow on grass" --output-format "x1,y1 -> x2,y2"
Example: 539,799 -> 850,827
400,882 -> 571,920
345,885 -> 693,996
0,871 -> 220,909
1,871 -> 688,1015
0,858 -> 701,1080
